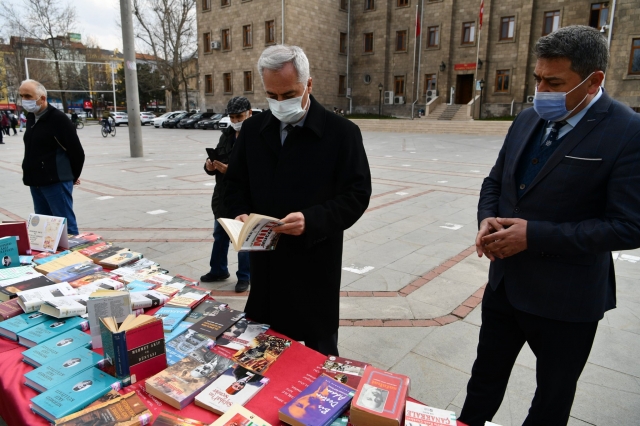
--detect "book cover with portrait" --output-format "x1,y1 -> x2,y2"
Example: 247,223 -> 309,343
22,328 -> 93,367
25,349 -> 105,393
349,366 -> 410,426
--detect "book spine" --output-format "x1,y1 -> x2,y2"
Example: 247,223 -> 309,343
112,331 -> 130,378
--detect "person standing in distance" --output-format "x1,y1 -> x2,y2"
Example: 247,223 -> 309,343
19,79 -> 84,235
201,97 -> 252,293
225,45 -> 372,356
459,26 -> 640,426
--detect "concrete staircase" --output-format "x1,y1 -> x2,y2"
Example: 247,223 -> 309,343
349,118 -> 512,135
424,103 -> 447,120
437,104 -> 462,120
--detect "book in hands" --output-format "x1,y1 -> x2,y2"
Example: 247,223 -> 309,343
210,404 -> 272,426
217,214 -> 284,252
54,390 -> 152,426
195,365 -> 269,415
22,328 -> 92,367
404,401 -> 457,426
0,236 -> 20,269
25,349 -> 105,393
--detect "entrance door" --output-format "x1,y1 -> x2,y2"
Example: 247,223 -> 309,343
455,74 -> 474,104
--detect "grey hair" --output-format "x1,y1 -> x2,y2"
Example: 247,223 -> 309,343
534,25 -> 609,79
21,79 -> 47,98
257,45 -> 310,84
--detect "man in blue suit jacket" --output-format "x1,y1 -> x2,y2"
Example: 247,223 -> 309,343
459,26 -> 640,426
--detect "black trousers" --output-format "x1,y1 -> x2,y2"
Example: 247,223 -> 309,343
304,331 -> 339,356
459,282 -> 598,426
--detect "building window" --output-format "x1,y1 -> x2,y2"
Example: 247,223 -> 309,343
495,69 -> 510,92
589,3 -> 609,30
338,75 -> 347,95
265,20 -> 275,44
203,32 -> 211,53
221,0 -> 229,6
205,74 -> 213,93
202,0 -> 211,11
397,0 -> 409,6
221,29 -> 230,50
364,0 -> 374,11
339,32 -> 347,54
630,38 -> 640,75
364,32 -> 374,53
244,71 -> 253,92
340,0 -> 347,10
223,73 -> 232,93
243,25 -> 252,48
394,76 -> 405,96
396,30 -> 407,51
424,73 -> 436,94
427,26 -> 439,48
543,11 -> 560,35
500,16 -> 515,40
462,22 -> 476,44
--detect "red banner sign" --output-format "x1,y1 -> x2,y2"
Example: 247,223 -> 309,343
454,63 -> 477,71
0,103 -> 17,111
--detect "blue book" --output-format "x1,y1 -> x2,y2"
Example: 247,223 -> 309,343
24,349 -> 105,392
0,311 -> 52,340
153,306 -> 191,332
46,262 -> 103,283
166,329 -> 215,365
18,316 -> 89,348
22,328 -> 92,367
125,280 -> 157,292
0,236 -> 20,269
33,250 -> 71,265
164,321 -> 193,343
31,367 -> 121,422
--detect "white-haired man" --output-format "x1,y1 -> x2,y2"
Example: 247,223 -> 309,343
19,79 -> 84,235
225,45 -> 372,355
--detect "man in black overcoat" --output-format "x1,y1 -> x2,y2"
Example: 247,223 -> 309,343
459,26 -> 640,425
225,45 -> 372,355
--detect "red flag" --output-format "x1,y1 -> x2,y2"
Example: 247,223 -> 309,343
416,9 -> 421,36
479,0 -> 484,30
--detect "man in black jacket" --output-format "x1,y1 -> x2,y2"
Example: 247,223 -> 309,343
201,97 -> 252,293
19,79 -> 85,235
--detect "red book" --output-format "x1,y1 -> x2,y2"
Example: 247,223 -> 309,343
0,298 -> 23,321
322,355 -> 370,390
0,221 -> 32,255
349,366 -> 411,426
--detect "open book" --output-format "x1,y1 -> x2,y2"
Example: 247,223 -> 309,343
217,214 -> 283,252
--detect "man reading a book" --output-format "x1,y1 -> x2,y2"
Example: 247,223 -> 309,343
201,97 -> 253,293
225,45 -> 372,355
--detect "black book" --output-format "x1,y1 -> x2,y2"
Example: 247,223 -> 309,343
0,275 -> 56,302
189,307 -> 246,341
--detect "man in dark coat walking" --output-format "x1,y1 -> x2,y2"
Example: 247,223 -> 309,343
225,45 -> 372,355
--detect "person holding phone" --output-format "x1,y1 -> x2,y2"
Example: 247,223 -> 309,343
201,97 -> 253,293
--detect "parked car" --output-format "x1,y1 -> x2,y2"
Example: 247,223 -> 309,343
196,113 -> 226,130
154,111 -> 186,128
163,112 -> 194,128
110,112 -> 128,126
179,112 -> 216,129
140,112 -> 156,125
217,116 -> 231,130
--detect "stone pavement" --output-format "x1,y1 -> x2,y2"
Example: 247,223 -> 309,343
0,123 -> 638,425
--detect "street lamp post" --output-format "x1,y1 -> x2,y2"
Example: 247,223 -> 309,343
378,83 -> 383,118
478,79 -> 485,119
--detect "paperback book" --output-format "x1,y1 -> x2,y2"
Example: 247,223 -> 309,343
66,232 -> 101,249
154,306 -> 192,333
34,251 -> 92,275
0,297 -> 24,321
22,328 -> 92,367
111,258 -> 158,277
27,213 -> 69,252
0,236 -> 20,269
166,274 -> 198,287
78,241 -> 112,257
53,391 -> 153,426
126,280 -> 158,292
0,220 -> 32,254
164,321 -> 193,343
17,282 -> 78,313
25,349 -> 105,392
0,275 -> 55,302
210,404 -> 272,426
86,289 -> 132,348
195,365 -> 270,415
0,265 -> 39,281
183,298 -> 226,323
151,411 -> 205,426
321,356 -> 370,390
144,351 -> 235,409
217,214 -> 283,251
166,285 -> 210,309
279,375 -> 355,426
18,316 -> 89,348
89,246 -> 128,263
76,276 -> 125,293
166,328 -> 215,365
349,366 -> 411,426
99,250 -> 143,269
232,334 -> 291,374
39,294 -> 90,318
34,250 -> 71,265
216,319 -> 270,351
404,401 -> 457,426
153,285 -> 181,298
47,261 -> 104,283
130,290 -> 169,310
31,367 -> 121,422
189,306 -> 245,340
0,310 -> 51,340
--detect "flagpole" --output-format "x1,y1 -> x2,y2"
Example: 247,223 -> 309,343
411,4 -> 419,119
472,0 -> 483,119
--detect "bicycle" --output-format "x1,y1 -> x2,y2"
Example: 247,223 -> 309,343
100,120 -> 116,138
73,120 -> 84,129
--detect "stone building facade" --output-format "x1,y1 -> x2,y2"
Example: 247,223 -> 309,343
196,0 -> 640,117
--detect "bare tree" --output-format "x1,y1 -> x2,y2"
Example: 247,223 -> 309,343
132,0 -> 197,111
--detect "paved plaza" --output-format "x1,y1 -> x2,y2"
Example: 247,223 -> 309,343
1,122 -> 639,425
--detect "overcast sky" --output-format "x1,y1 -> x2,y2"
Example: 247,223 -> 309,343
76,0 -> 123,51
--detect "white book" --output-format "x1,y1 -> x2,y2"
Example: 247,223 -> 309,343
0,268 -> 43,287
405,401 -> 457,426
86,291 -> 132,348
217,213 -> 283,252
76,278 -> 125,295
27,213 -> 68,252
130,290 -> 169,310
16,282 -> 78,313
39,294 -> 89,318
195,365 -> 269,415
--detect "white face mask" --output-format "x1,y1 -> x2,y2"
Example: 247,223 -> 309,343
266,84 -> 310,124
22,99 -> 40,113
231,121 -> 243,132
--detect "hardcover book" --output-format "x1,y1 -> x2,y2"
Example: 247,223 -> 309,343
0,297 -> 23,321
22,328 -> 92,367
25,349 -> 105,392
322,356 -> 370,390
34,251 -> 92,274
0,310 -> 51,340
54,390 -> 152,426
31,367 -> 121,422
0,236 -> 20,269
27,213 -> 69,252
279,375 -> 355,426
189,306 -> 245,341
154,306 -> 191,332
130,290 -> 169,309
144,351 -> 235,409
0,274 -> 55,302
166,285 -> 211,309
100,314 -> 167,384
18,316 -> 89,348
86,290 -> 133,348
210,404 -> 272,426
17,282 -> 78,313
39,295 -> 90,318
216,319 -> 270,351
0,220 -> 32,254
151,411 -> 205,426
349,366 -> 411,426
232,334 -> 291,374
184,298 -> 227,323
404,401 -> 457,426
47,261 -> 104,283
218,214 -> 283,251
166,328 -> 215,365
195,365 -> 269,415
126,280 -> 158,292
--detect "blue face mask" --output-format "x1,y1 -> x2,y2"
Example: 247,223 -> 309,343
533,72 -> 594,122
